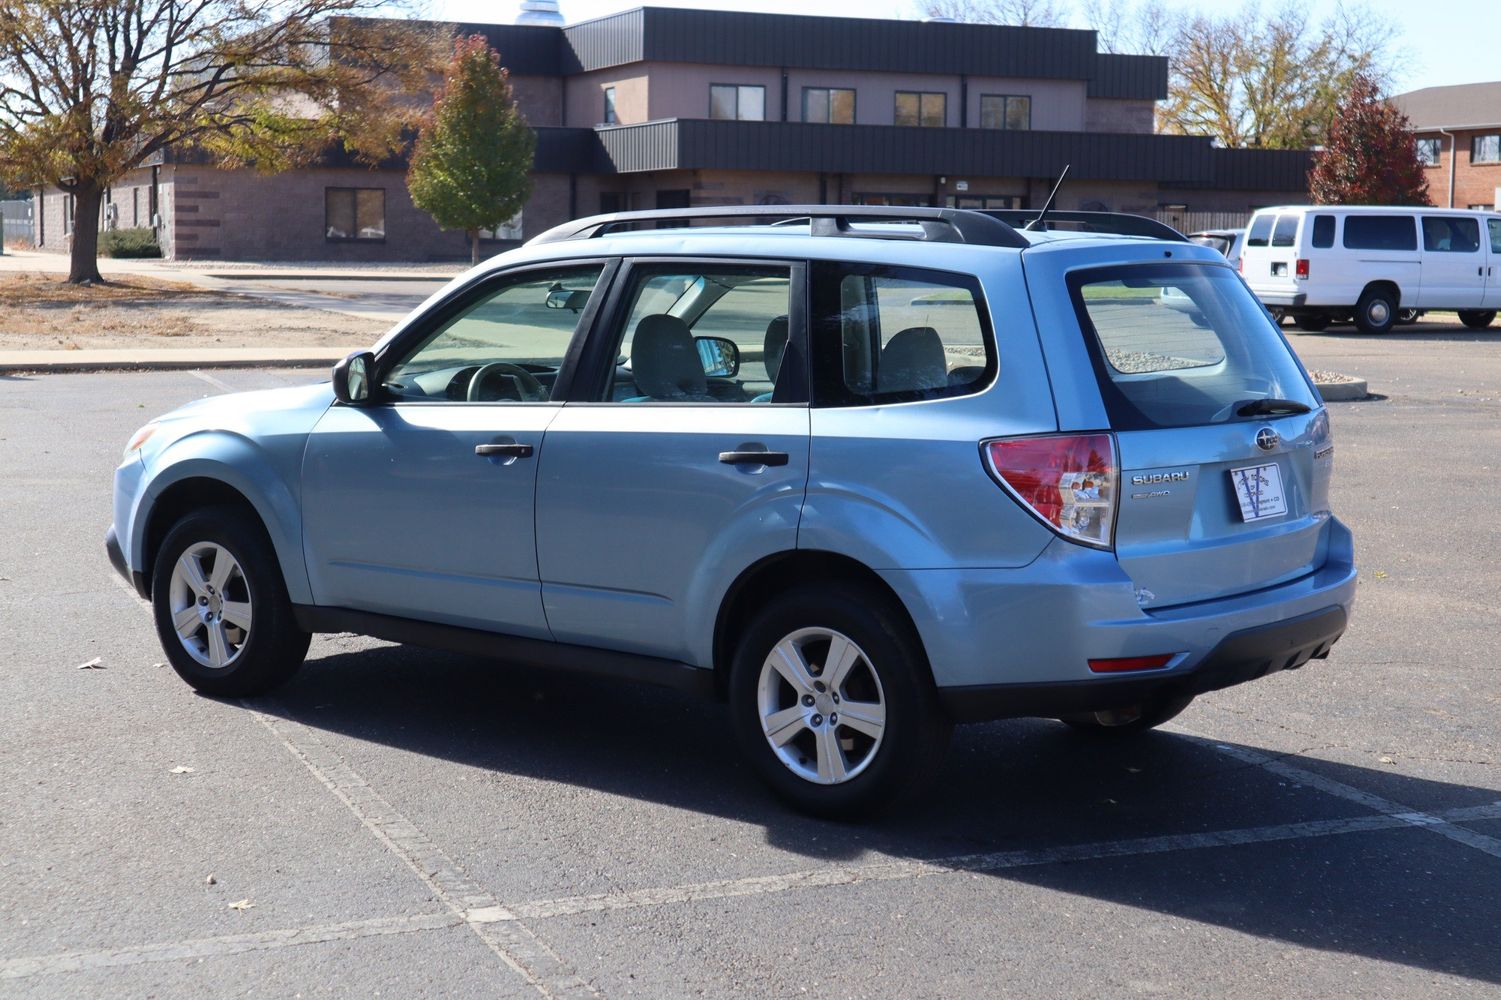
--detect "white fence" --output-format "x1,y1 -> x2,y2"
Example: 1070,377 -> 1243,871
1,199 -> 35,248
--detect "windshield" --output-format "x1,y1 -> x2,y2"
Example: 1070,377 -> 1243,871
1068,263 -> 1318,430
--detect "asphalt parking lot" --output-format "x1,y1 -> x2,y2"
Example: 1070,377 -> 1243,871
2,320 -> 1498,998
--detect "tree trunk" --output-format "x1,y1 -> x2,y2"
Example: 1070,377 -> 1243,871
469,228 -> 479,265
67,181 -> 105,284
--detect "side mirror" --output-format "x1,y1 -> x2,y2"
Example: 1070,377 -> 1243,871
332,350 -> 375,404
695,336 -> 739,378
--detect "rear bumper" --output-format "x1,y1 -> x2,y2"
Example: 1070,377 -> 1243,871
1255,291 -> 1307,307
938,605 -> 1346,722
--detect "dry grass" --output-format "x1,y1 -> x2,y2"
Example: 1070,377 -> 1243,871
0,272 -> 384,349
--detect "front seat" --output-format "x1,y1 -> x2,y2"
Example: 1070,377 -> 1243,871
878,326 -> 948,394
751,315 -> 788,403
627,314 -> 716,402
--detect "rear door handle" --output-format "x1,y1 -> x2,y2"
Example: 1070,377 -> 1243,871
475,443 -> 533,458
719,450 -> 789,467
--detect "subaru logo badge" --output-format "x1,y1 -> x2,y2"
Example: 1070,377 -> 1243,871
1255,427 -> 1279,452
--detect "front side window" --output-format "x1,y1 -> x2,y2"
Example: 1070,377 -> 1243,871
383,265 -> 605,403
326,188 -> 385,242
979,94 -> 1030,130
595,265 -> 794,404
1471,134 -> 1501,163
1421,216 -> 1481,252
1490,218 -> 1501,253
603,86 -> 617,125
895,91 -> 946,128
810,262 -> 994,406
803,87 -> 855,124
710,84 -> 765,121
1069,264 -> 1316,431
1415,138 -> 1441,166
1342,215 -> 1417,251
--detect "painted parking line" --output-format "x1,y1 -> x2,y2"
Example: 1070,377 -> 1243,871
10,798 -> 1500,981
246,704 -> 602,1000
1201,737 -> 1501,860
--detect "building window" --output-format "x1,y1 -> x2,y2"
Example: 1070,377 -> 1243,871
946,195 -> 1023,209
603,86 -> 617,125
479,212 -> 523,242
803,87 -> 855,124
979,94 -> 1030,130
853,193 -> 932,207
710,84 -> 765,121
895,91 -> 946,128
1472,135 -> 1501,163
1467,204 -> 1495,211
1415,138 -> 1441,166
325,188 -> 385,241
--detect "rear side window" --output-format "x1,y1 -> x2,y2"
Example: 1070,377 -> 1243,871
1271,213 -> 1299,247
810,262 -> 994,406
1245,213 -> 1274,247
1311,215 -> 1335,248
1068,264 -> 1317,431
1343,215 -> 1418,251
1421,216 -> 1481,252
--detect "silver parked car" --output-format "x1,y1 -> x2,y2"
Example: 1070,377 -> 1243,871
108,206 -> 1356,817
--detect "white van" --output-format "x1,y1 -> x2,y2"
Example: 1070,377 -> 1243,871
1239,206 -> 1501,333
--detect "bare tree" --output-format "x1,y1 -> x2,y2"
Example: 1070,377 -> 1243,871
1082,0 -> 1177,56
923,0 -> 1067,27
0,2 -> 439,282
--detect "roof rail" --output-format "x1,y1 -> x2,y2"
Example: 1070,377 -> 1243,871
979,210 -> 1188,242
527,205 -> 1030,249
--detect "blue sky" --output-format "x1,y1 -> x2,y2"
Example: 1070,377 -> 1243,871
434,0 -> 1501,95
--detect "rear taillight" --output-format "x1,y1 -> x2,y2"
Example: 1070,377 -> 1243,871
983,433 -> 1118,549
1088,654 -> 1175,673
1295,258 -> 1310,279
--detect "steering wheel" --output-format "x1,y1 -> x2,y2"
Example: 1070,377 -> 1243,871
467,362 -> 545,402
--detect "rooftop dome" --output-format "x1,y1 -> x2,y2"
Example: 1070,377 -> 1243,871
516,0 -> 565,26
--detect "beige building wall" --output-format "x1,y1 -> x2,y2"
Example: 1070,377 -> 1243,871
566,70 -> 650,126
645,63 -> 783,121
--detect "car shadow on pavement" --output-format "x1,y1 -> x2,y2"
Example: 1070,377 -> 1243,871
249,642 -> 1501,987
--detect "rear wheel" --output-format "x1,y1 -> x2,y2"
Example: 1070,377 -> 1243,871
1457,309 -> 1497,330
1293,313 -> 1331,331
1354,288 -> 1397,334
1060,693 -> 1195,736
152,507 -> 310,697
729,585 -> 951,818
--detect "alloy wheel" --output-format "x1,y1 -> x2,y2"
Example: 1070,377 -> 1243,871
756,627 -> 886,785
168,542 -> 253,669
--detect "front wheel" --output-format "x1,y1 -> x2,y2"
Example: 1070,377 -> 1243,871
1397,308 -> 1422,325
152,507 -> 310,697
729,586 -> 951,818
1354,289 -> 1397,334
1457,309 -> 1497,330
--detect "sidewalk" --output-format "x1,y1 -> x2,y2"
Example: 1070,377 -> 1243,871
0,346 -> 351,374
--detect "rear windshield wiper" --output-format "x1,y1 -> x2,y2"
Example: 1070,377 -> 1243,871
1236,398 -> 1312,417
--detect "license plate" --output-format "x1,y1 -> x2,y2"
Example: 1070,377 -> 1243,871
1229,463 -> 1287,521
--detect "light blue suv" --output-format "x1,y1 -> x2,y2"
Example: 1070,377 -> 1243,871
107,206 -> 1357,816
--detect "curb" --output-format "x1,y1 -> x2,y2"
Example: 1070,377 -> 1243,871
201,272 -> 453,283
1314,378 -> 1369,402
0,352 -> 347,374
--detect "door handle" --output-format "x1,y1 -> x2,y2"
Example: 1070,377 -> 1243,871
719,450 -> 789,467
475,443 -> 533,458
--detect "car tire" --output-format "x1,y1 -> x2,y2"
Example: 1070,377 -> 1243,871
1354,289 -> 1397,334
1268,307 -> 1287,326
1293,313 -> 1331,332
152,506 -> 310,698
728,584 -> 951,818
1060,693 -> 1195,736
1457,309 -> 1497,330
1397,308 -> 1422,325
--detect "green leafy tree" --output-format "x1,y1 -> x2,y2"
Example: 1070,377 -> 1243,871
0,3 -> 436,283
1309,73 -> 1429,205
408,36 -> 535,265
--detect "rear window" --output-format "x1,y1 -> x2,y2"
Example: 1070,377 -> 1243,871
1068,263 -> 1317,431
1271,213 -> 1299,247
1190,234 -> 1231,256
1343,215 -> 1417,251
1245,213 -> 1274,247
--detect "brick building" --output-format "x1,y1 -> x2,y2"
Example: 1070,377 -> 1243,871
1394,81 -> 1501,210
34,7 -> 1314,262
